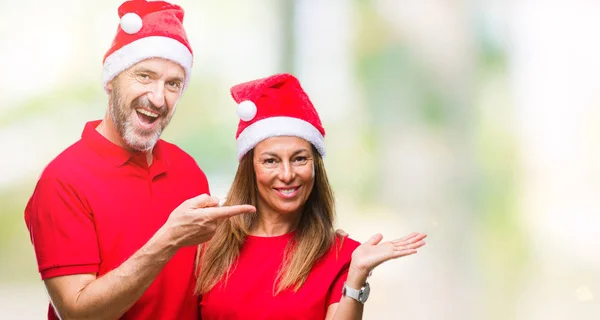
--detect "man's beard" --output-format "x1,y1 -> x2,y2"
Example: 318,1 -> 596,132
109,86 -> 174,152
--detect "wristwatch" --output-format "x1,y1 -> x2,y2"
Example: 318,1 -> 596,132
342,281 -> 370,304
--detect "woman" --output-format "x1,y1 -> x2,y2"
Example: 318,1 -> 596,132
195,73 -> 426,319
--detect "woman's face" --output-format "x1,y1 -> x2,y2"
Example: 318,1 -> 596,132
253,136 -> 315,218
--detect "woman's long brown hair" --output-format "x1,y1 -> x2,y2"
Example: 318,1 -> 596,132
195,146 -> 336,295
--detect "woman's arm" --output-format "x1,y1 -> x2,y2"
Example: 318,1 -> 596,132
326,232 -> 427,320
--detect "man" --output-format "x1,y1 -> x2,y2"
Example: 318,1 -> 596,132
24,1 -> 255,319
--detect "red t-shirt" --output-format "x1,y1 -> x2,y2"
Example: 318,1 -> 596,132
199,232 -> 360,319
25,120 -> 210,320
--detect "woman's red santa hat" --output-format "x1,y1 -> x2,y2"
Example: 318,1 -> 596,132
231,73 -> 326,161
102,0 -> 193,92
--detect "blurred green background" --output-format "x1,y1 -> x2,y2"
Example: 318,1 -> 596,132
1,0 -> 599,319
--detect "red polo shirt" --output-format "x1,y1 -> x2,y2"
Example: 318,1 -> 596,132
25,120 -> 210,320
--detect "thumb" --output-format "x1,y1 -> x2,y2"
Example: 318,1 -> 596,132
187,194 -> 219,208
365,233 -> 383,246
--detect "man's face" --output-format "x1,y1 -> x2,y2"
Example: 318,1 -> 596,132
107,58 -> 185,152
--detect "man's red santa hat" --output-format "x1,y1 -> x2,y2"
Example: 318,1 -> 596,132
102,0 -> 193,92
231,73 -> 326,161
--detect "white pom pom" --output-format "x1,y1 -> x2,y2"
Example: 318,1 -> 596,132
120,13 -> 143,34
237,100 -> 257,121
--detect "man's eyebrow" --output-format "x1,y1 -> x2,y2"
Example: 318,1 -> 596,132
133,68 -> 158,76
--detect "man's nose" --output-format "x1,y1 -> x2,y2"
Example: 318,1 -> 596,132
147,82 -> 166,108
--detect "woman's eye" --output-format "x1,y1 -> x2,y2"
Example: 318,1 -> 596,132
263,158 -> 277,167
293,156 -> 308,165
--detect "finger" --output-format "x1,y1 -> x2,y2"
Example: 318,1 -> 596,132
395,240 -> 426,250
188,194 -> 220,208
401,232 -> 418,240
415,233 -> 428,240
394,233 -> 427,245
410,234 -> 427,243
400,232 -> 425,242
397,233 -> 418,243
203,204 -> 256,220
365,233 -> 383,246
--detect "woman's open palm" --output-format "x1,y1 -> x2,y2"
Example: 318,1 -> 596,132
351,232 -> 427,274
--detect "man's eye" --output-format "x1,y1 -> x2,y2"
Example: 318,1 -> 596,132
167,81 -> 181,88
137,74 -> 152,82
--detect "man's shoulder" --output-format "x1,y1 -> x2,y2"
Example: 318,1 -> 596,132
157,140 -> 211,193
157,140 -> 206,174
158,139 -> 196,160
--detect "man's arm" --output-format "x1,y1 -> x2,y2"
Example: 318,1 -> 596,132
45,227 -> 176,320
45,195 -> 255,320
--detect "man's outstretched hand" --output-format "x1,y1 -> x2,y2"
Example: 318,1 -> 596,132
162,194 -> 256,248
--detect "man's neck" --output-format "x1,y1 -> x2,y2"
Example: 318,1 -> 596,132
96,116 -> 154,166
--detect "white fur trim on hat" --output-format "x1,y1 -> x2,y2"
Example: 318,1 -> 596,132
237,116 -> 326,161
102,36 -> 193,93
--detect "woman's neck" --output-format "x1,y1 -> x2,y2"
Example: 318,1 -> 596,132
250,209 -> 302,237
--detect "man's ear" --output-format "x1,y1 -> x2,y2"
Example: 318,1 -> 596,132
105,81 -> 113,94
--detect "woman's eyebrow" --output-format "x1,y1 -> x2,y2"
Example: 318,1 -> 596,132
259,149 -> 309,157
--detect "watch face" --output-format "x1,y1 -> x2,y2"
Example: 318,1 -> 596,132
359,282 -> 370,303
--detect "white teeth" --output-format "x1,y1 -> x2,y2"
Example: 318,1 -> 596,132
137,109 -> 159,118
279,188 -> 296,194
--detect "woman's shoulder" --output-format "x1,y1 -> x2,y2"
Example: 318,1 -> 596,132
337,234 -> 360,247
333,234 -> 361,256
312,234 -> 360,271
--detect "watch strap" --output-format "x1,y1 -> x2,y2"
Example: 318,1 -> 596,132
342,283 -> 361,301
342,281 -> 369,304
